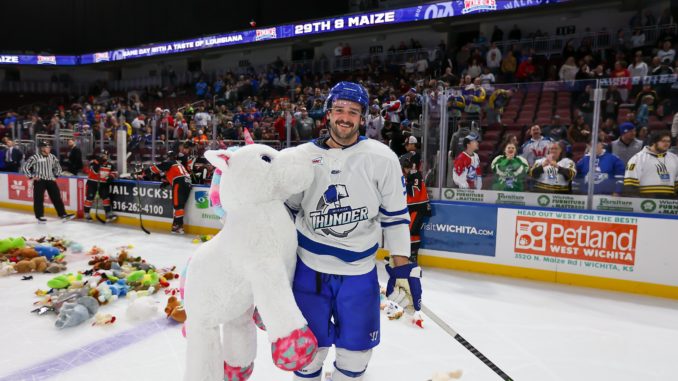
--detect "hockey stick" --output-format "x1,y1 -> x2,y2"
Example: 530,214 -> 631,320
421,304 -> 514,381
93,181 -> 106,224
133,162 -> 151,235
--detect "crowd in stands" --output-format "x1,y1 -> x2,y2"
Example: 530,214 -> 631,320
0,7 -> 677,199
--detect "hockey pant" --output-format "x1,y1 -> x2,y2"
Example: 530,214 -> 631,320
172,178 -> 191,227
84,180 -> 111,215
409,209 -> 425,263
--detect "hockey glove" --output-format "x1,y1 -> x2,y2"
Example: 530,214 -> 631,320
385,261 -> 422,313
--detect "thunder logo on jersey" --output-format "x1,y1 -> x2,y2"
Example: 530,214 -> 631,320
309,184 -> 369,238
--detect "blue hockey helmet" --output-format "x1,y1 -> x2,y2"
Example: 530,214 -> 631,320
324,81 -> 370,117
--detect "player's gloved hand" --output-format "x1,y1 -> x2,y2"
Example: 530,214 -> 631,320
159,179 -> 170,189
385,259 -> 422,314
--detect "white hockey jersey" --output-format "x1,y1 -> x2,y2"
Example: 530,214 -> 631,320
624,147 -> 678,197
286,137 -> 411,276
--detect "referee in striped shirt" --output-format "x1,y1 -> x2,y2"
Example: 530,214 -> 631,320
22,141 -> 74,222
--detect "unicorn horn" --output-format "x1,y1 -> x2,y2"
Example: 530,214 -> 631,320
243,128 -> 255,145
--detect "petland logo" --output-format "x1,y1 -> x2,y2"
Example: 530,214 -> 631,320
255,28 -> 277,41
194,191 -> 209,209
94,52 -> 110,63
462,0 -> 497,14
514,216 -> 637,266
37,56 -> 57,65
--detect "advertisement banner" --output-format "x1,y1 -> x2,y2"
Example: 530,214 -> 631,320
284,0 -> 569,37
6,174 -> 71,205
109,180 -> 173,219
184,187 -> 223,230
514,214 -> 636,267
594,195 -> 678,216
441,188 -> 588,210
420,202 -> 497,257
1,1 -> 569,66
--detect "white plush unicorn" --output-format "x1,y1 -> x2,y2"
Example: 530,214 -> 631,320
182,142 -> 317,381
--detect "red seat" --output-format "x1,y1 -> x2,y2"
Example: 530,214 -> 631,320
483,130 -> 501,141
479,141 -> 496,151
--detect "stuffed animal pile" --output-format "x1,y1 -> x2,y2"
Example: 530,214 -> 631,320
182,145 -> 317,381
31,245 -> 180,330
0,236 -> 75,276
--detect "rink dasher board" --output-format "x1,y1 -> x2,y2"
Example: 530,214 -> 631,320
397,201 -> 678,300
0,173 -> 222,235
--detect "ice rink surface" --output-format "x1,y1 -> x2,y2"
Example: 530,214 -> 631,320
0,209 -> 677,381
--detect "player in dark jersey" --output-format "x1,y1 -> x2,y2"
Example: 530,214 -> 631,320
84,150 -> 118,222
149,151 -> 192,234
399,153 -> 431,263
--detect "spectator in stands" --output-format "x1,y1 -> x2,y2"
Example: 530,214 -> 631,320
600,118 -> 619,142
381,120 -> 406,157
568,114 -> 592,144
624,130 -> 678,198
634,84 -> 658,114
440,66 -> 458,86
629,51 -> 649,79
574,135 -> 625,196
222,121 -> 238,140
3,138 -> 23,172
559,57 -> 578,81
630,28 -> 646,49
416,53 -> 429,75
656,40 -> 676,63
516,56 -> 536,82
453,133 -> 481,189
542,115 -> 569,143
456,43 -> 471,73
604,85 -> 623,121
463,78 -> 486,126
479,67 -> 495,91
500,51 -> 517,83
486,42 -> 502,74
61,138 -> 82,175
521,125 -> 551,167
611,122 -> 644,164
672,113 -> 678,139
529,141 -> 576,194
615,29 -> 631,54
465,58 -> 482,79
576,85 -> 595,126
508,24 -> 521,41
487,88 -> 512,125
611,62 -> 631,101
295,107 -> 314,141
491,141 -> 529,191
195,78 -> 208,99
365,104 -> 384,141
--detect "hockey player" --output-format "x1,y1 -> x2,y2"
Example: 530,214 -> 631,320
83,150 -> 118,222
149,151 -> 192,234
399,154 -> 431,263
287,81 -> 422,381
453,133 -> 482,189
624,130 -> 678,198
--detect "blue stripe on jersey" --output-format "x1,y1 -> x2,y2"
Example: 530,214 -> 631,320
378,206 -> 408,216
297,231 -> 378,262
380,219 -> 409,228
